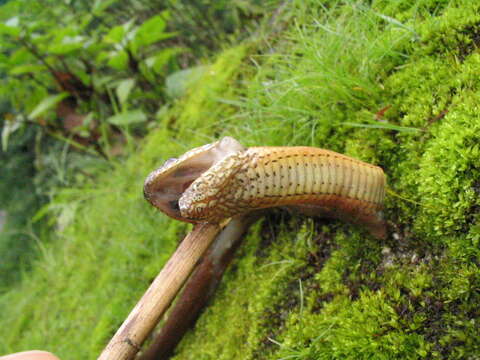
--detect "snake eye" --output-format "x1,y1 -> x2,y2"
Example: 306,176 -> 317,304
169,200 -> 180,211
163,157 -> 177,168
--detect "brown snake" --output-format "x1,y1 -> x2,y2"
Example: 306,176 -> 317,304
144,136 -> 386,238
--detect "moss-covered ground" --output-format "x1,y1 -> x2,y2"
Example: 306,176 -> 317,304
1,1 -> 479,359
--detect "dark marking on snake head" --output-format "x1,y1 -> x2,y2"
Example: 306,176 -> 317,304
169,200 -> 180,211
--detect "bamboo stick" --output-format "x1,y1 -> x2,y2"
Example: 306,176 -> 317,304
98,222 -> 224,360
138,215 -> 259,360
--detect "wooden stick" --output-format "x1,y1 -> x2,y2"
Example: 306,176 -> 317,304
98,222 -> 224,360
138,215 -> 258,360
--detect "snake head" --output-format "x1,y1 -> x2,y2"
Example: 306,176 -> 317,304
144,136 -> 245,222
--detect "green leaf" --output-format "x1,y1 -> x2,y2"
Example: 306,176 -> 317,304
49,42 -> 83,55
95,50 -> 110,64
136,15 -> 165,38
0,17 -> 20,36
29,93 -> 69,119
5,17 -> 19,27
103,20 -> 135,45
8,64 -> 45,75
92,0 -> 118,15
107,110 -> 147,126
132,14 -> 175,52
107,50 -> 128,70
49,36 -> 85,55
8,48 -> 33,66
83,37 -> 106,55
116,78 -> 136,106
103,25 -> 125,44
144,47 -> 183,72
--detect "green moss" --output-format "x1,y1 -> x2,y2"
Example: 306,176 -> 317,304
170,2 -> 479,359
414,93 -> 480,239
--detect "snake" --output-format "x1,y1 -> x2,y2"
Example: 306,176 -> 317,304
144,136 -> 386,238
104,136 -> 388,359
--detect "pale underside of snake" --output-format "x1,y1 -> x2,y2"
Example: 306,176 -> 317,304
144,136 -> 386,238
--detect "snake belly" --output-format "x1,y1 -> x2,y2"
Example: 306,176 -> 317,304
179,146 -> 386,238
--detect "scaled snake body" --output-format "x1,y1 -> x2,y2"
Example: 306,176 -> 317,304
144,136 -> 386,238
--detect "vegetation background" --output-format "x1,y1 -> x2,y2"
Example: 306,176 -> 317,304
0,0 -> 479,359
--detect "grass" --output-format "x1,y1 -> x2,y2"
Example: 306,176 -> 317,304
1,0 -> 480,359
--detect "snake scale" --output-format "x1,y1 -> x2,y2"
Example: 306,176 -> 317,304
144,136 -> 386,238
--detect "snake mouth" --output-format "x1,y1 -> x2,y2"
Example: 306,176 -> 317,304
143,137 -> 245,222
167,180 -> 194,212
143,161 -> 212,222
